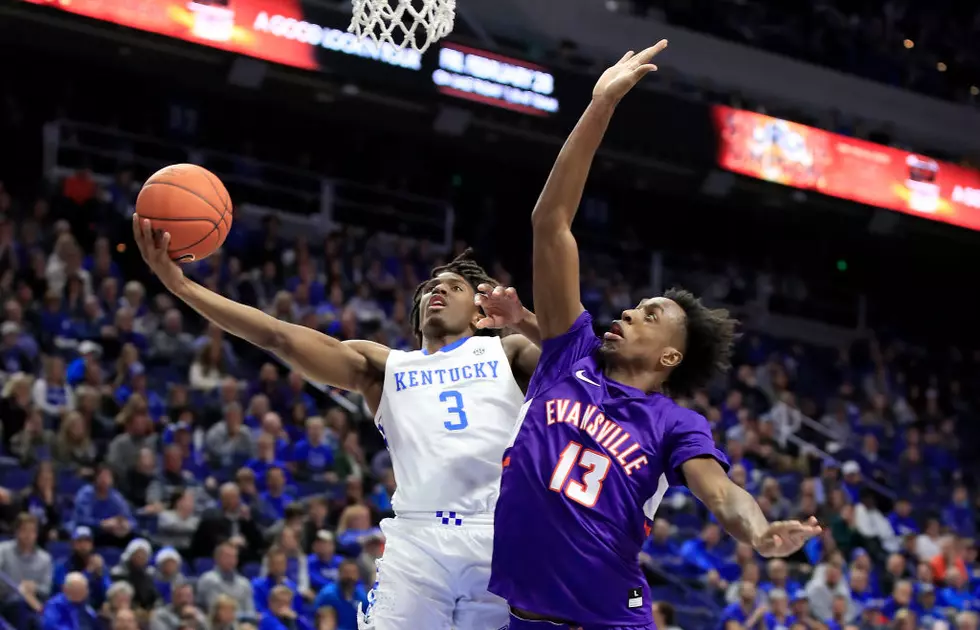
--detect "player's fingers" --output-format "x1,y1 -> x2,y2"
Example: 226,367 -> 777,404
634,39 -> 668,64
476,283 -> 493,293
632,64 -> 658,80
475,317 -> 491,329
474,294 -> 484,306
504,287 -> 518,301
492,285 -> 504,297
618,51 -> 635,64
162,232 -> 172,252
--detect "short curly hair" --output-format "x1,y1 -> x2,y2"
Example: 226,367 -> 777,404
410,248 -> 499,345
662,288 -> 738,397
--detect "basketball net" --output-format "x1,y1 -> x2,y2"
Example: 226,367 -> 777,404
349,0 -> 456,53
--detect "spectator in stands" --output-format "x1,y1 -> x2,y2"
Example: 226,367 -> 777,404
149,308 -> 194,372
152,547 -> 187,604
1,323 -> 34,375
52,526 -> 109,609
53,410 -> 98,475
41,572 -> 98,630
196,542 -> 255,617
308,530 -> 342,594
110,537 -> 157,612
32,355 -> 74,420
11,408 -> 54,466
189,340 -> 227,392
958,612 -> 980,630
206,593 -> 240,630
944,486 -> 976,538
235,467 -> 262,512
258,467 -> 295,526
248,433 -> 287,489
652,601 -> 682,630
719,581 -> 766,630
121,447 -> 157,511
0,372 -> 32,452
253,546 -> 303,616
679,523 -> 731,586
110,606 -> 139,630
190,483 -> 264,562
0,513 -> 52,623
157,489 -> 200,556
300,498 -> 330,553
887,498 -> 918,539
106,407 -> 157,476
725,560 -> 761,605
882,580 -> 914,619
916,518 -> 943,562
205,402 -> 255,468
917,584 -> 944,628
938,566 -> 973,612
761,559 -> 801,599
762,589 -> 793,630
312,559 -> 367,630
71,465 -> 136,547
261,584 -> 312,630
840,461 -> 863,503
20,462 -> 60,543
805,561 -> 852,622
931,537 -> 968,586
879,554 -> 907,597
355,531 -> 383,589
269,527 -> 311,599
854,490 -> 897,556
291,416 -> 336,482
148,580 -> 205,630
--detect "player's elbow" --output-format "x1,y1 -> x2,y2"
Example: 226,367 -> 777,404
530,204 -> 570,232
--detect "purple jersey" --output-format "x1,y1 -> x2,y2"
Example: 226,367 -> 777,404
490,311 -> 729,625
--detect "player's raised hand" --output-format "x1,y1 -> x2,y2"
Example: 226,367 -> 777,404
752,517 -> 821,558
132,214 -> 185,292
474,283 -> 526,329
593,40 -> 668,104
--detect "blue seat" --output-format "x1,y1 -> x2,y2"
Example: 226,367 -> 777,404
1,468 -> 34,492
193,558 -> 215,576
241,562 -> 261,579
98,546 -> 123,568
47,540 -> 72,562
137,514 -> 159,535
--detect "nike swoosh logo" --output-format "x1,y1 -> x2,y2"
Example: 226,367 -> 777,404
575,370 -> 600,387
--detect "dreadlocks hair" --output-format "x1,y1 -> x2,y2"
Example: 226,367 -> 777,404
410,248 -> 499,345
661,287 -> 739,398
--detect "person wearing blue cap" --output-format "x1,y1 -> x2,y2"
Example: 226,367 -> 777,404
52,526 -> 111,610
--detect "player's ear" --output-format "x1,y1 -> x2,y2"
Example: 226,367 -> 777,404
661,347 -> 682,368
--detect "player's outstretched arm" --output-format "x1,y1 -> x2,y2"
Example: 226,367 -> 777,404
682,457 -> 821,558
531,42 -> 667,340
133,216 -> 387,408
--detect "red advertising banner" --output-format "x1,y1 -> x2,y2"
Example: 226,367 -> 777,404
712,105 -> 980,231
19,0 -> 423,71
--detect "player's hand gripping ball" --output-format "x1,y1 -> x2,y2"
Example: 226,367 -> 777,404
134,164 -> 233,263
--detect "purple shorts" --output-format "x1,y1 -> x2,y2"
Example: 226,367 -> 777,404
506,612 -> 656,630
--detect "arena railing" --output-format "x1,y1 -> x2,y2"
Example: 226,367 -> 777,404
43,119 -> 456,251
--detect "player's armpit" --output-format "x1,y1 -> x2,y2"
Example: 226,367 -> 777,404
681,456 -> 770,547
501,334 -> 542,389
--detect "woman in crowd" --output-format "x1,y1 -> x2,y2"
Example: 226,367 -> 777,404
53,409 -> 99,475
189,340 -> 227,391
20,461 -> 61,544
10,407 -> 55,465
157,487 -> 200,556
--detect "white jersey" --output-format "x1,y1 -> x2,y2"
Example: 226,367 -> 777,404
375,335 -> 525,515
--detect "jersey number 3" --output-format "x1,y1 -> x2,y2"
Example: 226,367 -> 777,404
549,441 -> 611,508
439,390 -> 469,431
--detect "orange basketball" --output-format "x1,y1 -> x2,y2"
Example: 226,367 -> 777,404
135,164 -> 233,263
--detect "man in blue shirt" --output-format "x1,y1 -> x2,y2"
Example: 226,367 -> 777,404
258,584 -> 312,630
252,547 -> 304,616
719,582 -> 765,630
41,572 -> 99,630
762,589 -> 795,630
308,530 -> 343,594
639,519 -> 687,577
290,416 -> 336,482
257,467 -> 296,526
52,527 -> 111,610
313,559 -> 368,630
70,466 -> 136,548
888,498 -> 918,538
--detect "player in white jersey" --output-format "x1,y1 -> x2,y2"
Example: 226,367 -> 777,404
132,218 -> 542,630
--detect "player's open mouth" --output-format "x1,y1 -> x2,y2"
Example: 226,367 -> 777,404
604,322 -> 624,341
429,296 -> 447,311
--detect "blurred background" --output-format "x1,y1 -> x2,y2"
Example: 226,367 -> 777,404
0,0 -> 979,629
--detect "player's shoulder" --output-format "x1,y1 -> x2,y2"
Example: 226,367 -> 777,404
654,395 -> 711,431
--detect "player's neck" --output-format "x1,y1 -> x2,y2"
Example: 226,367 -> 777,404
421,331 -> 471,355
604,364 -> 665,395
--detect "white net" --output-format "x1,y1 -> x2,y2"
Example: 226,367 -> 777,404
349,0 -> 456,53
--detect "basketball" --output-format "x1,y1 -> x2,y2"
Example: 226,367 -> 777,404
135,164 -> 233,263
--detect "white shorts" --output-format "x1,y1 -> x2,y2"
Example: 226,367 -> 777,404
358,512 -> 508,630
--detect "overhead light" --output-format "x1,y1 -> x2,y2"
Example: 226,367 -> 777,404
937,62 -> 947,72
971,86 -> 979,96
903,39 -> 914,49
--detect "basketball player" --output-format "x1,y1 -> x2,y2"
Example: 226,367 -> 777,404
489,42 -> 822,629
132,216 -> 541,630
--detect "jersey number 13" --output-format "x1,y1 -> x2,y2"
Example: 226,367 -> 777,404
549,441 -> 612,508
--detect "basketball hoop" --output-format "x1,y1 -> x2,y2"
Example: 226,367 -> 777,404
349,0 -> 456,53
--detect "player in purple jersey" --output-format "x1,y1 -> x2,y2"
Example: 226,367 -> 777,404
489,42 -> 822,630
